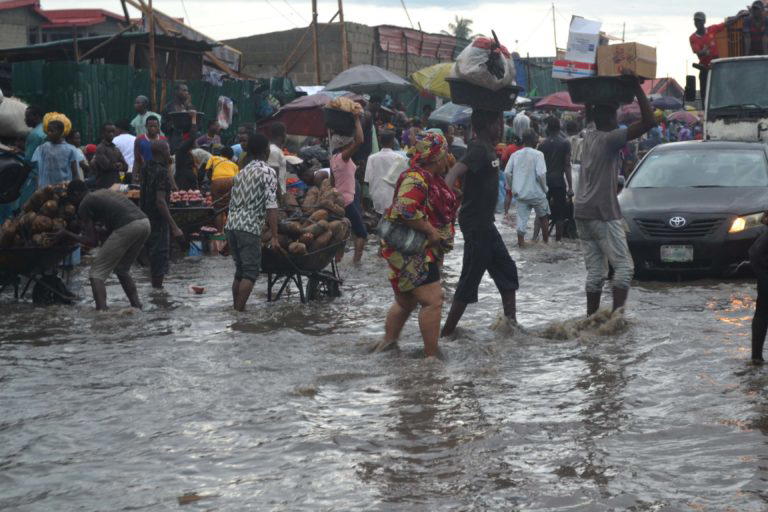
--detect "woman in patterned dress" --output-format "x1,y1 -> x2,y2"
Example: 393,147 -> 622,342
375,132 -> 458,358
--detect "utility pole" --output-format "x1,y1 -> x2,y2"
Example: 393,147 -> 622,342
552,3 -> 557,52
622,22 -> 626,43
338,0 -> 348,70
148,0 -> 157,111
312,0 -> 321,83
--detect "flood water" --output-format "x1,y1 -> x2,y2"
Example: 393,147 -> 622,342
1,216 -> 767,511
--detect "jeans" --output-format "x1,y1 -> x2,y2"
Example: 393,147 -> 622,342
576,219 -> 634,293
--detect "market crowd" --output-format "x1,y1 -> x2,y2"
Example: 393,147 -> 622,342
0,60 -> 764,363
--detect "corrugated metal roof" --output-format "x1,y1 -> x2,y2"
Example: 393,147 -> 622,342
0,0 -> 38,11
41,8 -> 125,28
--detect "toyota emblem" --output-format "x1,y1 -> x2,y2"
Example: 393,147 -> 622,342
669,216 -> 687,228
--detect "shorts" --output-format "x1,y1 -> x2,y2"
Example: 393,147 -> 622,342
345,200 -> 368,239
516,197 -> 550,235
90,218 -> 151,281
146,220 -> 170,278
423,262 -> 440,287
227,229 -> 262,282
454,226 -> 519,304
548,187 -> 570,223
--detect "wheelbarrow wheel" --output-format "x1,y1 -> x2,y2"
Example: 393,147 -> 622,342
306,276 -> 341,301
32,275 -> 74,305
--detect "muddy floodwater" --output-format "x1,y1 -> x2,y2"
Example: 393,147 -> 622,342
1,217 -> 767,511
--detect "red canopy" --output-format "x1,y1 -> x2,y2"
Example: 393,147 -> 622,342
535,91 -> 584,111
259,91 -> 363,137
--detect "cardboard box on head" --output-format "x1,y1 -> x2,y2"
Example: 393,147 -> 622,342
597,43 -> 657,79
553,16 -> 602,79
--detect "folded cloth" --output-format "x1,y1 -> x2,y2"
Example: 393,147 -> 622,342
330,134 -> 354,153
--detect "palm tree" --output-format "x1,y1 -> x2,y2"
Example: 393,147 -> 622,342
443,16 -> 477,40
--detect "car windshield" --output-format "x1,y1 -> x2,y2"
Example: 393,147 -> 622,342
629,148 -> 768,188
708,60 -> 768,111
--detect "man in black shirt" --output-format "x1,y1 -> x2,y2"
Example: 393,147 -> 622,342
57,180 -> 150,310
748,212 -> 768,364
140,140 -> 184,289
538,117 -> 573,241
441,109 -> 521,337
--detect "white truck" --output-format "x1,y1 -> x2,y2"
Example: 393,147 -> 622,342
703,56 -> 768,143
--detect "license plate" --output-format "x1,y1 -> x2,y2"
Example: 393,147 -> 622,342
660,245 -> 694,263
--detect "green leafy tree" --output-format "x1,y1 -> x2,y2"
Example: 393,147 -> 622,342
443,16 -> 479,40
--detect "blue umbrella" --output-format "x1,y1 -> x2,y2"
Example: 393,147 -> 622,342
652,96 -> 683,110
428,102 -> 473,126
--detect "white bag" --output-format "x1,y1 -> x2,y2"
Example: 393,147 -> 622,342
451,37 -> 516,91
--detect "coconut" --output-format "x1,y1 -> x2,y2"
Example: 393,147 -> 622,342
31,215 -> 53,234
19,211 -> 37,228
40,199 -> 59,218
61,203 -> 77,220
51,218 -> 66,232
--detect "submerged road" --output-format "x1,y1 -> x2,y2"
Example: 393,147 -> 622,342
1,217 -> 767,510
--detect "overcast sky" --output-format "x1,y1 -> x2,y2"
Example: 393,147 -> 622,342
39,0 -> 755,85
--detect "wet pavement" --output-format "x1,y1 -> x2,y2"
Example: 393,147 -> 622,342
1,216 -> 767,511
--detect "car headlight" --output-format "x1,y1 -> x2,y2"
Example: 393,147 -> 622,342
728,212 -> 764,233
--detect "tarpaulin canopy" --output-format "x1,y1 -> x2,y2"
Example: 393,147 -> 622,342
534,91 -> 584,111
259,91 -> 362,137
411,63 -> 453,99
428,102 -> 472,126
324,65 -> 413,95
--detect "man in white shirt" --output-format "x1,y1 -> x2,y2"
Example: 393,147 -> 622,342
504,130 -> 550,248
267,122 -> 288,196
364,131 -> 407,215
113,119 -> 136,178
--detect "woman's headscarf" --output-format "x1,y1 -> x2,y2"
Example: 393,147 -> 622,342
406,131 -> 448,168
42,112 -> 72,137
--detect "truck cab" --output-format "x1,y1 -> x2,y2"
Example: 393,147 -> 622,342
704,56 -> 768,143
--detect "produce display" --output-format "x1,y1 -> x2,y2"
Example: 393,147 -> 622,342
328,97 -> 363,115
169,189 -> 213,207
269,179 -> 350,255
0,185 -> 79,249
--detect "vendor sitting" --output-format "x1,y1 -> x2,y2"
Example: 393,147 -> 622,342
56,180 -> 150,310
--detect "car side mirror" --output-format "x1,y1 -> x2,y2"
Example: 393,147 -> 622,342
617,175 -> 626,194
684,75 -> 697,103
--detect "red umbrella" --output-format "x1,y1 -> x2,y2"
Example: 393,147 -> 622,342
259,91 -> 363,137
667,110 -> 700,126
535,91 -> 584,111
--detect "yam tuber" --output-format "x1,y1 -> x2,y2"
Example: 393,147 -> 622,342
309,209 -> 329,222
301,222 -> 327,237
302,187 -> 320,213
299,232 -> 314,245
40,200 -> 59,218
309,230 -> 334,252
288,242 -> 308,255
319,200 -> 345,217
31,215 -> 53,234
278,221 -> 303,237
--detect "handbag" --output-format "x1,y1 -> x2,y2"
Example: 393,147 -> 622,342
377,217 -> 427,255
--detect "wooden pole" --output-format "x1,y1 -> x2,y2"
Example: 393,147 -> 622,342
148,0 -> 158,111
312,0 -> 321,84
76,22 -> 136,62
551,3 -> 557,53
73,27 -> 80,61
338,0 -> 348,69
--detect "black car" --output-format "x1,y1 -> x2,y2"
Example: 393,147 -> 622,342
619,141 -> 768,277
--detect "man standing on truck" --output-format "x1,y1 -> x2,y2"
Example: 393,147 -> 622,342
575,71 -> 655,317
743,1 -> 768,56
690,12 -> 741,104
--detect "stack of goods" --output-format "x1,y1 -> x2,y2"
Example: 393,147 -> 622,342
170,189 -> 211,207
323,97 -> 363,136
269,179 -> 350,255
0,185 -> 79,249
554,15 -> 657,106
447,34 -> 519,111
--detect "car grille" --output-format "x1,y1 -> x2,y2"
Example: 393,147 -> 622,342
635,218 -> 723,238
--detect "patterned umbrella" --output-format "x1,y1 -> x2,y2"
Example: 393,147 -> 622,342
667,110 -> 701,125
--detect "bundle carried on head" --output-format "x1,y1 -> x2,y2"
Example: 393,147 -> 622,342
42,112 -> 72,136
328,97 -> 363,115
